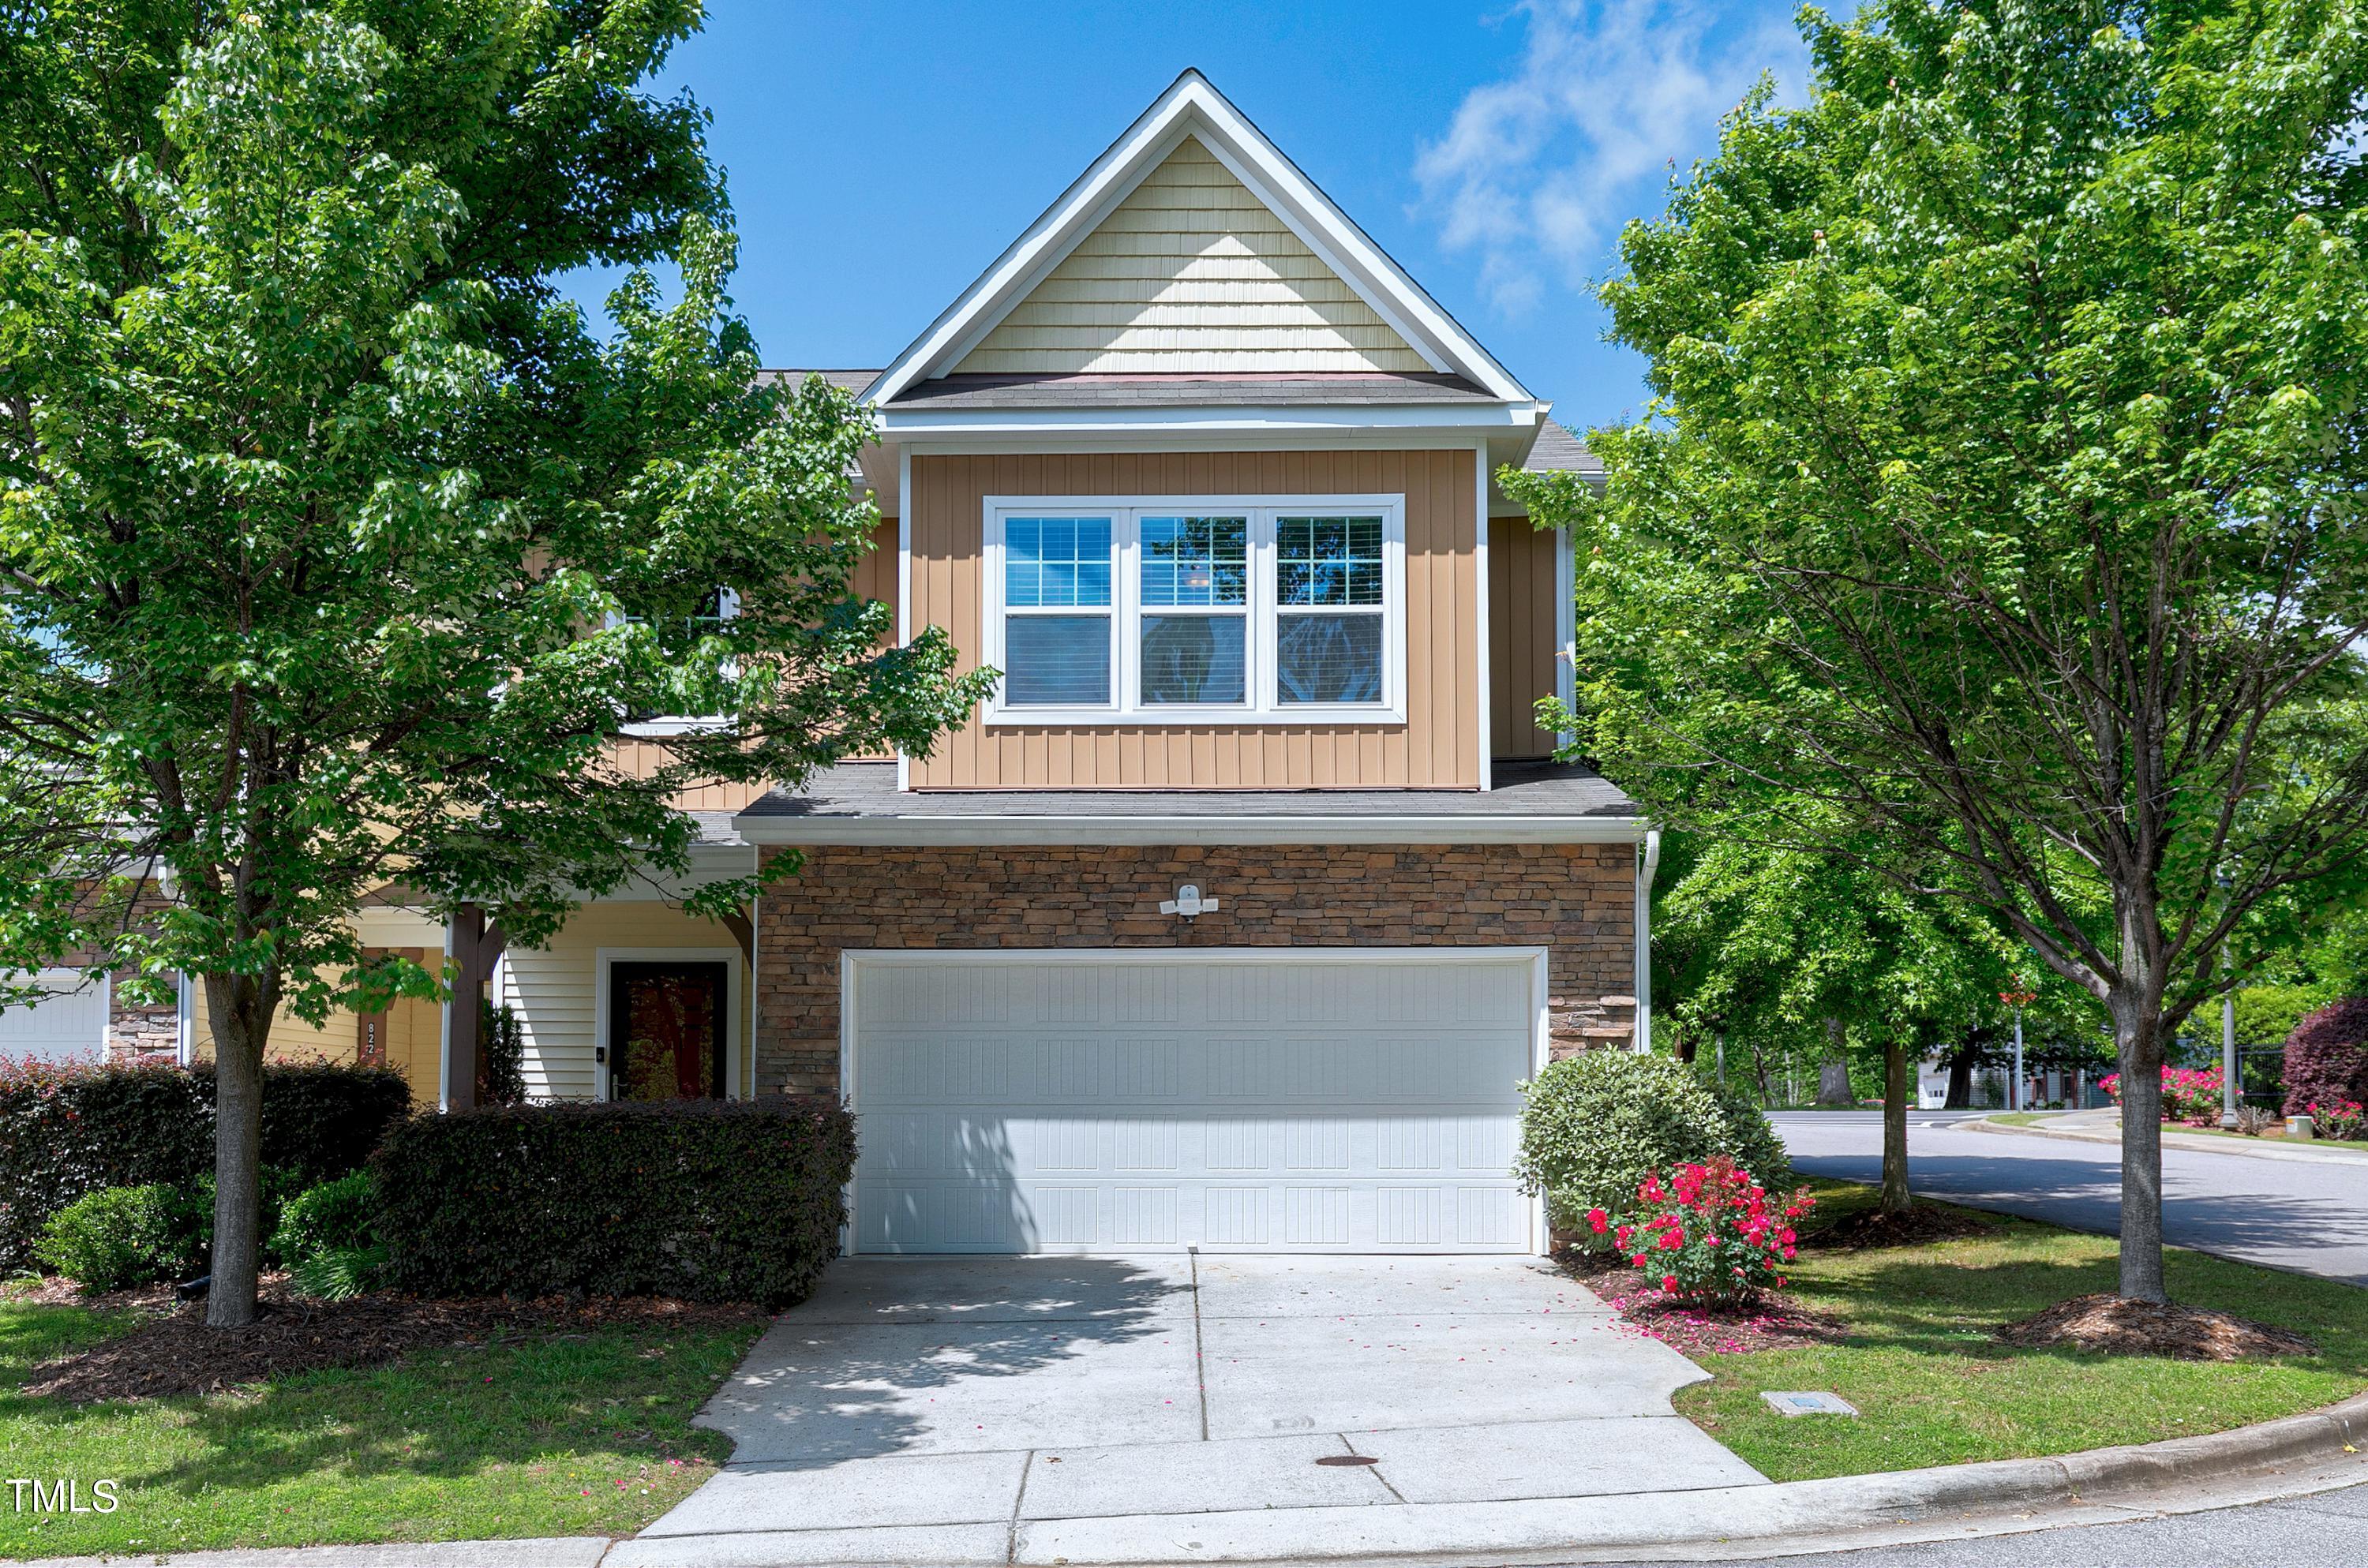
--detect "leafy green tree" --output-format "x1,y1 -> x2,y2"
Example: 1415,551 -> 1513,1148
1658,825 -> 2023,1211
1509,0 -> 2368,1301
0,5 -> 987,1326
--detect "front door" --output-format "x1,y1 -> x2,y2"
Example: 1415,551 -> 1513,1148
610,962 -> 729,1100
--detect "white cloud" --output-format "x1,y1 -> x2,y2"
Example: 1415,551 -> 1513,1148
1416,0 -> 1807,316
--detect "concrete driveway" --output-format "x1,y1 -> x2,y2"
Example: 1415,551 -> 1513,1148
639,1253 -> 1762,1564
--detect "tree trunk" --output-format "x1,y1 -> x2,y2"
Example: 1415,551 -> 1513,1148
201,972 -> 275,1329
1882,1039 -> 1911,1214
2111,988 -> 2168,1303
1943,1048 -> 1973,1110
1815,1061 -> 1854,1106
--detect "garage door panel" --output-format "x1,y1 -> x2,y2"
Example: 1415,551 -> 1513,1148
0,972 -> 110,1064
849,952 -> 1538,1255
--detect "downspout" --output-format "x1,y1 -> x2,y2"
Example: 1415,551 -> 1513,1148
1635,828 -> 1662,1053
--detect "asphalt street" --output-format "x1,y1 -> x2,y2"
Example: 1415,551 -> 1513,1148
1774,1110 -> 2368,1285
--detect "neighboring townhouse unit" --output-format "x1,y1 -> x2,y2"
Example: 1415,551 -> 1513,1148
160,69 -> 1650,1256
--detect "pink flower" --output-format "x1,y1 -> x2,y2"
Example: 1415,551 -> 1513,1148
1662,1274 -> 1679,1293
1587,1207 -> 1609,1234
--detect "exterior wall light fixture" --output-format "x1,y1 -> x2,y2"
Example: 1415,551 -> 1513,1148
1160,884 -> 1219,919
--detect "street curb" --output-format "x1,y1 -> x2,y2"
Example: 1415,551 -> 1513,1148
23,1390 -> 2368,1568
1965,1112 -> 2368,1166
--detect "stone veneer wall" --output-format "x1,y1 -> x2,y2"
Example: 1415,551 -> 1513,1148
752,841 -> 1637,1096
107,994 -> 180,1060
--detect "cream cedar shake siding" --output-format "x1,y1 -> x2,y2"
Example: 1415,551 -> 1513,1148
953,137 -> 1431,376
905,448 -> 1481,789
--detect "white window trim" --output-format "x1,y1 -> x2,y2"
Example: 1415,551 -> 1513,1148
980,493 -> 1407,727
618,587 -> 741,739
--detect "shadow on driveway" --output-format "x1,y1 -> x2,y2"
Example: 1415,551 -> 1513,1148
698,1256 -> 1197,1465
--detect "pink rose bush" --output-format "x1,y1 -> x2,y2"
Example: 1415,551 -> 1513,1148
2307,1099 -> 2366,1140
1585,1156 -> 1815,1304
2100,1066 -> 2224,1125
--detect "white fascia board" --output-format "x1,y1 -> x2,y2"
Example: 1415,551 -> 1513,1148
866,71 -> 1533,407
732,814 -> 1645,848
877,402 -> 1546,443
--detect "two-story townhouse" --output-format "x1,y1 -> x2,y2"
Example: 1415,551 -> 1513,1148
137,69 -> 1653,1258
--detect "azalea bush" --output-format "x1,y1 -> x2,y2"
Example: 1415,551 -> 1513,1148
2307,1100 -> 2368,1140
1586,1156 -> 1815,1304
2102,1066 -> 2224,1125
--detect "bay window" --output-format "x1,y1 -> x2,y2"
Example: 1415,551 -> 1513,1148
984,496 -> 1404,724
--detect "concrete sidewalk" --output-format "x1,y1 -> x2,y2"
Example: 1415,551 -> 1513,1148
1976,1108 -> 2368,1166
21,1416 -> 2368,1567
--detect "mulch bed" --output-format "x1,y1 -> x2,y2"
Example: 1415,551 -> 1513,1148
1808,1203 -> 2001,1252
1557,1252 -> 1845,1358
16,1274 -> 767,1404
1996,1293 -> 2318,1362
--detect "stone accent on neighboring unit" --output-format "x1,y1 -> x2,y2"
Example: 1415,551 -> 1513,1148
107,994 -> 180,1061
751,840 -> 1637,1097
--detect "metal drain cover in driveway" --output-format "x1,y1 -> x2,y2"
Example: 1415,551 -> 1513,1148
1314,1454 -> 1380,1466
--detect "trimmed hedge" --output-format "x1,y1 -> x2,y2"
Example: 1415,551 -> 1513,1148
372,1098 -> 856,1308
0,1061 -> 410,1272
2284,997 -> 2368,1119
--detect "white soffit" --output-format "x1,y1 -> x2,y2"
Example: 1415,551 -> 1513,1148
864,69 -> 1534,409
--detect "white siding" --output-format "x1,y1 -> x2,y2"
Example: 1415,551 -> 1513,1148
954,137 -> 1429,376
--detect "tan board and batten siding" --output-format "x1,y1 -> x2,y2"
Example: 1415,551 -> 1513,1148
908,449 -> 1481,789
1488,520 -> 1561,760
954,137 -> 1429,376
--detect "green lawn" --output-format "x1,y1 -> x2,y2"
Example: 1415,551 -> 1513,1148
1677,1180 -> 2368,1480
0,1298 -> 762,1559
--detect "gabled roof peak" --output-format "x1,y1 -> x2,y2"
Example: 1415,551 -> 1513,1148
864,71 -> 1534,410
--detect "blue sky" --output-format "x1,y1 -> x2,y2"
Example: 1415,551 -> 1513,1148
571,1 -> 1807,436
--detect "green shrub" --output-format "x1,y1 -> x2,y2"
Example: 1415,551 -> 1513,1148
0,1061 -> 409,1271
33,1184 -> 198,1291
373,1098 -> 856,1308
274,1172 -> 379,1264
1514,1050 -> 1790,1237
185,1166 -> 307,1265
479,1001 -> 527,1105
288,1244 -> 388,1301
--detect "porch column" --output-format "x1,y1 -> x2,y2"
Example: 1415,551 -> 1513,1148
443,903 -> 504,1111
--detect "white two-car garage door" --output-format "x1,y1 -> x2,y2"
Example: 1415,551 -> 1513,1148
845,949 -> 1543,1255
